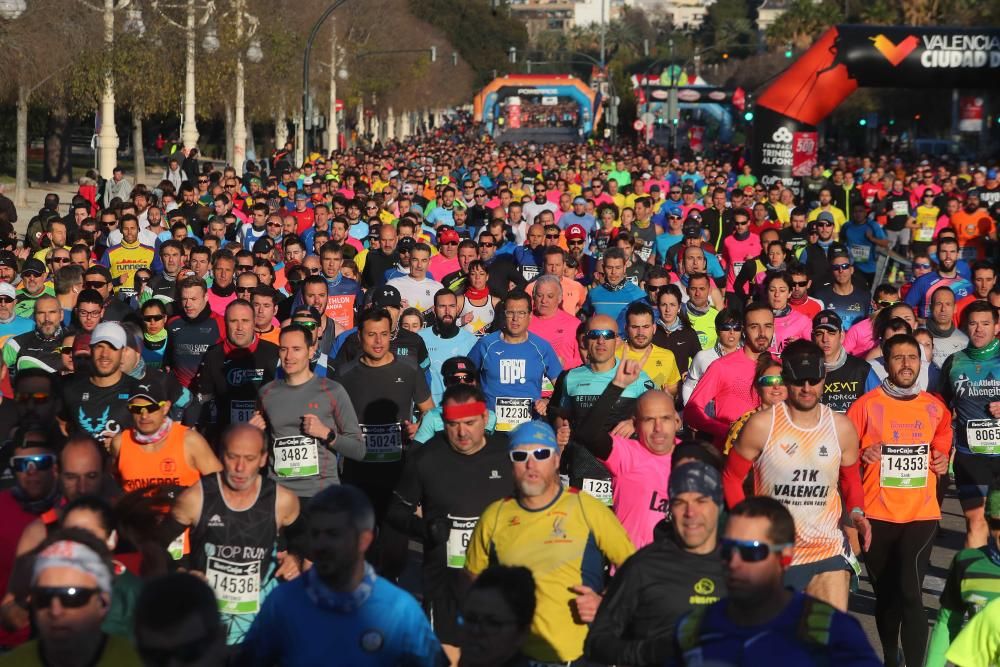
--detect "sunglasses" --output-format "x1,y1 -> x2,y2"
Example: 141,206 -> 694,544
31,586 -> 100,610
876,300 -> 901,309
815,221 -> 833,227
787,377 -> 824,387
127,402 -> 164,415
198,179 -> 209,184
792,280 -> 810,288
585,329 -> 617,341
756,375 -> 785,387
478,242 -> 495,248
266,222 -> 283,227
238,263 -> 254,270
545,234 -> 561,239
21,271 -> 42,278
0,296 -> 13,305
58,345 -> 75,354
84,280 -> 107,289
236,287 -> 254,294
442,241 -> 458,247
717,323 -> 742,332
445,374 -> 476,386
294,319 -> 318,330
830,263 -> 852,271
143,314 -> 166,323
11,454 -> 55,473
914,262 -> 932,270
15,392 -> 50,403
567,239 -> 585,246
48,257 -> 69,264
509,448 -> 554,463
720,538 -> 792,563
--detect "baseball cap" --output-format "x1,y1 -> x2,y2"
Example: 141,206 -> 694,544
442,356 -> 476,379
564,224 -> 586,241
90,322 -> 127,350
438,229 -> 460,244
397,236 -> 416,252
0,252 -> 17,271
509,420 -> 559,453
681,184 -> 695,194
128,381 -> 168,405
402,184 -> 416,195
649,184 -> 661,193
252,237 -> 274,253
295,192 -> 308,200
812,309 -> 843,333
372,285 -> 402,308
815,211 -> 836,225
20,258 -> 45,276
572,196 -> 587,206
0,282 -> 14,300
806,221 -> 819,234
781,346 -> 826,383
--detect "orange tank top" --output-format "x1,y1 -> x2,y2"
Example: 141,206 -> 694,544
754,402 -> 847,566
116,423 -> 201,493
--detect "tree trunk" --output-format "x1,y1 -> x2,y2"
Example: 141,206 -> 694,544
14,83 -> 29,209
132,114 -> 146,183
224,101 -> 234,167
43,101 -> 72,184
246,120 -> 256,163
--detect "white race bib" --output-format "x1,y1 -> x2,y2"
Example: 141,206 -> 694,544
230,400 -> 256,425
167,531 -> 186,561
582,478 -> 613,506
273,435 -> 320,478
892,201 -> 910,217
849,244 -> 871,263
880,444 -> 929,489
207,557 -> 260,614
966,419 -> 1000,455
522,266 -> 539,281
362,423 -> 403,462
495,397 -> 532,432
733,261 -> 745,276
914,224 -> 935,242
446,515 -> 478,569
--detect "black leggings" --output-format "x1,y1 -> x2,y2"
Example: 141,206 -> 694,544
863,519 -> 937,667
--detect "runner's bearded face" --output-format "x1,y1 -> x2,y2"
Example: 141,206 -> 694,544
744,311 -> 775,354
511,446 -> 559,498
885,342 -> 921,389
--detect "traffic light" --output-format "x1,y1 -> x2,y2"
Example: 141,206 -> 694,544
888,118 -> 895,126
859,118 -> 867,127
784,43 -> 793,58
744,110 -> 754,121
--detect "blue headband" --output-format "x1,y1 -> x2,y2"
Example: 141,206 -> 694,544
508,420 -> 559,453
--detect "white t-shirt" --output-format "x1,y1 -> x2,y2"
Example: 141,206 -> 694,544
387,275 -> 444,315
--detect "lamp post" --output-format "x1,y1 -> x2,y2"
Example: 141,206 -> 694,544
302,0 -> 353,158
154,0 -> 215,153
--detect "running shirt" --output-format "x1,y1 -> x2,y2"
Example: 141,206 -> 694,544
116,423 -> 202,493
754,403 -> 846,566
604,434 -> 673,548
927,546 -> 1000,666
195,337 -> 279,435
847,387 -> 953,523
617,344 -> 681,391
459,295 -> 495,337
585,281 -> 646,320
417,326 -> 478,404
190,474 -> 278,644
528,310 -> 583,370
465,487 -> 635,663
165,308 -> 225,388
821,354 -> 870,413
2,329 -> 62,376
257,375 -> 365,499
771,309 -> 813,356
939,344 -> 1000,456
905,272 -> 974,320
467,331 -> 562,432
944,591 -> 1000,667
60,374 -> 140,441
99,241 -> 156,293
386,275 -> 444,318
815,286 -> 872,331
686,307 -> 719,350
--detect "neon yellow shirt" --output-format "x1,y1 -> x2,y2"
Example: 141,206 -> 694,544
465,487 -> 634,662
946,595 -> 1000,667
617,344 -> 681,391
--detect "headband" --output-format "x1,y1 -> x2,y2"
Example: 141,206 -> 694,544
442,401 -> 488,422
33,540 -> 112,594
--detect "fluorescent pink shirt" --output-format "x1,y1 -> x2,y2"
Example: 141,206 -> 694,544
771,309 -> 813,355
428,253 -> 460,280
605,435 -> 672,548
685,349 -> 760,448
528,310 -> 583,370
843,317 -> 876,357
723,234 -> 761,292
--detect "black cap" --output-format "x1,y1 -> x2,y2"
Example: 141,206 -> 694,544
682,221 -> 703,239
252,237 -> 274,253
0,252 -> 17,271
291,306 -> 323,323
372,285 -> 402,308
442,356 -> 476,378
397,236 -> 416,252
812,309 -> 843,332
782,347 -> 826,382
681,184 -> 695,194
129,381 -> 168,405
20,258 -> 46,276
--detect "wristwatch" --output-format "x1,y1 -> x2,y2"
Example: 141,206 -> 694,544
850,507 -> 865,518
321,430 -> 337,447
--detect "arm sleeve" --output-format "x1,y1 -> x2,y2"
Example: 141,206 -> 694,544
838,459 -> 864,512
723,448 -> 753,509
326,382 -> 366,461
576,383 -> 624,461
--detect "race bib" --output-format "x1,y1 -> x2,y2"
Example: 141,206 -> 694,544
273,435 -> 319,478
522,266 -> 539,281
167,531 -> 187,561
733,261 -> 745,276
636,243 -> 653,262
849,244 -> 871,263
966,419 -> 1000,455
892,201 -> 909,217
495,397 -> 532,432
230,400 -> 255,425
914,224 -> 935,243
362,423 -> 403,462
207,557 -> 260,615
582,478 -> 613,506
880,444 -> 929,488
446,515 -> 478,569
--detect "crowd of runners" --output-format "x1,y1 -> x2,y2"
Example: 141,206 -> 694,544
0,134 -> 998,666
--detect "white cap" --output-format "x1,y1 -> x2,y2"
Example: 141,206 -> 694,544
0,282 -> 15,300
90,322 -> 127,350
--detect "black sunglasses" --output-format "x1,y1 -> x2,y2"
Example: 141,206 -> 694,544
31,586 -> 101,610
